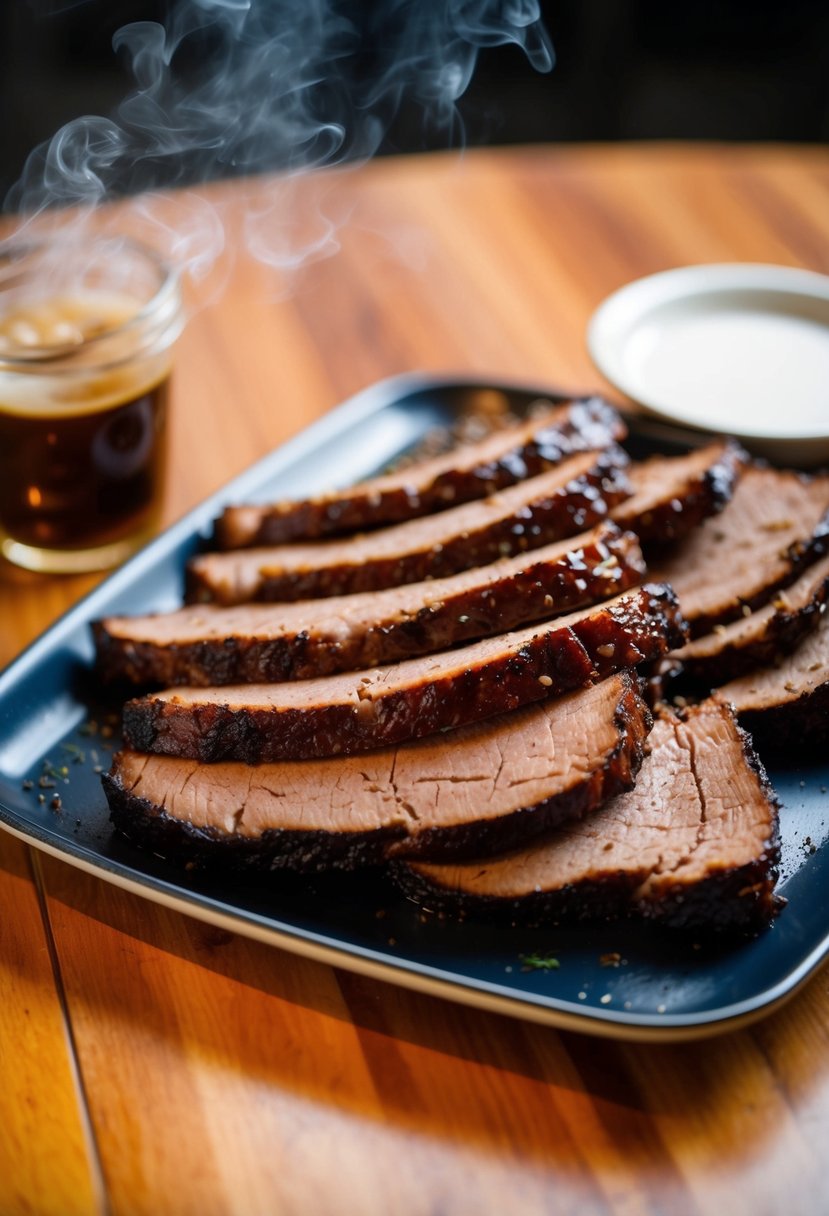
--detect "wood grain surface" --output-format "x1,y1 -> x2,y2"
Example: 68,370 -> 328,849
2,143 -> 829,1215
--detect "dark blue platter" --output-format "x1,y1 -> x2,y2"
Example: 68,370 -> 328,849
1,374 -> 827,1041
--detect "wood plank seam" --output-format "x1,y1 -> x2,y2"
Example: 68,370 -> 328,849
29,848 -> 112,1216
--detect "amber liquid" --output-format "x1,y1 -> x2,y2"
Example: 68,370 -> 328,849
0,378 -> 169,552
0,292 -> 172,568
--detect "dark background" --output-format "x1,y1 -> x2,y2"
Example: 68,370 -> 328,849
2,0 -> 828,207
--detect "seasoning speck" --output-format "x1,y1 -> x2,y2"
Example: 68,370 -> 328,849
599,993 -> 612,1005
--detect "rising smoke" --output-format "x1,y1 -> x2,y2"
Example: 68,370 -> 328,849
6,0 -> 552,275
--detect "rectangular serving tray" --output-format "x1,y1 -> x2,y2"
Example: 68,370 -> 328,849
1,373 -> 827,1042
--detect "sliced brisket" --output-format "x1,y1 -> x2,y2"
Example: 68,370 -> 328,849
394,701 -> 780,931
215,397 -> 626,547
104,672 -> 652,870
611,440 -> 745,545
714,600 -> 829,755
122,584 -> 685,762
667,551 -> 829,686
94,523 -> 645,687
649,466 -> 829,637
186,447 -> 631,605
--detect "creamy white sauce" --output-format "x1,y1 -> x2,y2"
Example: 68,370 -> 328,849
624,305 -> 829,437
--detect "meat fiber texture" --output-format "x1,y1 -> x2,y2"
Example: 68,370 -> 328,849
610,439 -> 746,546
666,551 -> 829,687
394,701 -> 780,932
186,447 -> 632,605
94,522 -> 645,687
714,597 -> 829,756
649,466 -> 829,638
121,584 -> 686,763
215,396 -> 627,547
97,413 -> 820,937
103,672 -> 652,872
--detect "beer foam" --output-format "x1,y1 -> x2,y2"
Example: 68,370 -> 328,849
0,290 -> 171,417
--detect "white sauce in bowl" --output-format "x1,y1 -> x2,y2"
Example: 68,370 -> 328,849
588,265 -> 829,461
624,304 -> 829,437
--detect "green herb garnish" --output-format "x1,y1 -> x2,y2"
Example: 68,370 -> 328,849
519,952 -> 560,972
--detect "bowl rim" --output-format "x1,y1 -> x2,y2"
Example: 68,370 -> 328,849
587,262 -> 829,446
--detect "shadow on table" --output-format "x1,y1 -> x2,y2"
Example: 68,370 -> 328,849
22,845 -> 827,1182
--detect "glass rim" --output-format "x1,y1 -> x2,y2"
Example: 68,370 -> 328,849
0,234 -> 181,367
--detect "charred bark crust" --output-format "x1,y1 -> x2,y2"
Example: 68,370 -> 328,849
728,679 -> 829,760
93,526 -> 645,688
386,674 -> 653,861
122,585 -> 686,763
185,449 -> 632,605
104,675 -> 652,870
103,771 -> 403,872
667,576 -> 829,691
683,505 -> 829,640
621,440 -> 746,547
642,709 -> 781,929
392,854 -> 780,933
214,397 -> 626,548
391,704 -> 780,933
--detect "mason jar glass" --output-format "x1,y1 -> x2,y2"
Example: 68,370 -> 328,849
0,236 -> 184,573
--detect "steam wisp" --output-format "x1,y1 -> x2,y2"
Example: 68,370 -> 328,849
5,0 -> 553,278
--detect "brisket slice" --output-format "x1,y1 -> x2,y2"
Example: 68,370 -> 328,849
214,397 -> 626,548
667,551 -> 829,686
610,440 -> 745,545
104,673 -> 651,871
714,599 -> 829,756
186,447 -> 631,606
94,523 -> 645,687
394,701 -> 780,932
122,584 -> 685,763
649,465 -> 829,638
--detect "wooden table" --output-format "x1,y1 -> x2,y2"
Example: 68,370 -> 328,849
2,143 -> 829,1216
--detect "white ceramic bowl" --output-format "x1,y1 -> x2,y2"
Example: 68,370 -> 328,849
587,263 -> 829,466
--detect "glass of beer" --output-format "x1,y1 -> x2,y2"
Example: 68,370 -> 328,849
0,236 -> 184,573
